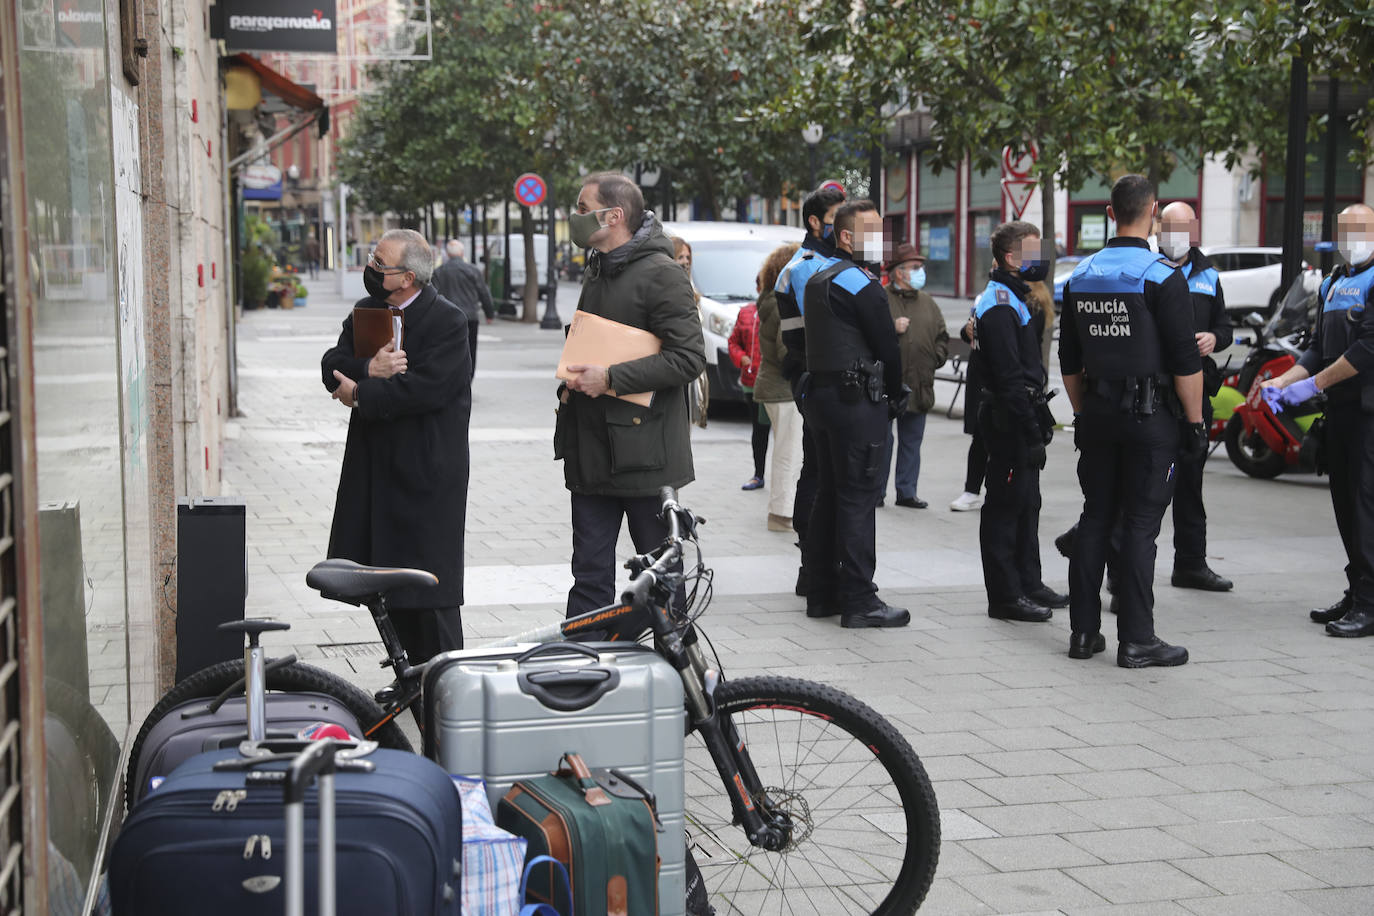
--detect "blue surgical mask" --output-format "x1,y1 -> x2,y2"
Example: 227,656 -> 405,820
822,223 -> 833,240
908,267 -> 926,290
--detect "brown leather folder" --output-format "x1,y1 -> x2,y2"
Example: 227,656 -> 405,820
556,310 -> 662,407
353,306 -> 403,358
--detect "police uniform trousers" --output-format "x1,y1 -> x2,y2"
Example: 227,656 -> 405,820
1170,400 -> 1213,570
802,385 -> 886,609
1323,401 -> 1374,612
1069,400 -> 1178,643
977,405 -> 1043,603
791,379 -> 820,550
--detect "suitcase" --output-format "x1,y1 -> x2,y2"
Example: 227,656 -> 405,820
422,642 -> 686,916
129,692 -> 364,805
109,742 -> 462,915
498,753 -> 661,916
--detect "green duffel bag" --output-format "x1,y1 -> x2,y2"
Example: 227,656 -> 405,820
497,752 -> 661,916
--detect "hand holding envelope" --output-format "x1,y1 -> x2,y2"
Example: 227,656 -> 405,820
556,311 -> 662,407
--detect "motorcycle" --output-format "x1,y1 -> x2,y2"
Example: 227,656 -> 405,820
1217,269 -> 1325,478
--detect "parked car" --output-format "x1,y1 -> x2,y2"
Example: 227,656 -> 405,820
1052,255 -> 1084,308
1201,246 -> 1308,320
661,221 -> 800,403
487,233 -> 550,298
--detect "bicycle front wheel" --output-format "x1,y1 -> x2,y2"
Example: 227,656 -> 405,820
685,676 -> 939,915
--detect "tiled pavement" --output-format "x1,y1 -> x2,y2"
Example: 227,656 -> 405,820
221,274 -> 1374,915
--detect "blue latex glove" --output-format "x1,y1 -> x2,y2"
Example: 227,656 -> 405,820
1261,384 -> 1285,414
1277,377 -> 1321,411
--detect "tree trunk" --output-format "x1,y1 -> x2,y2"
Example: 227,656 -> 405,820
1039,170 -> 1058,370
520,204 -> 539,322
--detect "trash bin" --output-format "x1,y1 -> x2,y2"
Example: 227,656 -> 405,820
176,498 -> 247,681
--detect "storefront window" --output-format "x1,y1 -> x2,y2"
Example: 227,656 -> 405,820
918,214 -> 956,293
1263,119 -> 1363,257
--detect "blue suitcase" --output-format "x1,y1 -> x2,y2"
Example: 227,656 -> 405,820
109,744 -> 462,915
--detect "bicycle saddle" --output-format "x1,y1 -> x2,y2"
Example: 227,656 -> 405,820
306,559 -> 438,605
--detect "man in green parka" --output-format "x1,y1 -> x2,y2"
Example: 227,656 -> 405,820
557,172 -> 707,633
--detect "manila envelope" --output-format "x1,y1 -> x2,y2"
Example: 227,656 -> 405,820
556,310 -> 662,407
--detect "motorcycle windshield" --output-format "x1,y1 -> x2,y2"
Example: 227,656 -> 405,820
1263,271 -> 1320,340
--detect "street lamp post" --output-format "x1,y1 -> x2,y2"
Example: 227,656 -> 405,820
802,123 -> 823,192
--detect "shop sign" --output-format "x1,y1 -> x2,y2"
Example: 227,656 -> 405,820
219,0 -> 338,54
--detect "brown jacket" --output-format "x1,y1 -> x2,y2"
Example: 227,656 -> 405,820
887,284 -> 949,414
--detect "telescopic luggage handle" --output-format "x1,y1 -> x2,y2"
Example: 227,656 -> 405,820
284,738 -> 340,916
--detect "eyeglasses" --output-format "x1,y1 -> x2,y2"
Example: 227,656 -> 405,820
367,249 -> 409,273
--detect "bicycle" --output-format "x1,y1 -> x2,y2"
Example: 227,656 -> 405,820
128,488 -> 940,914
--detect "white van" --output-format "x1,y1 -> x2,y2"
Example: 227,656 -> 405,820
662,221 -> 800,403
488,233 -> 550,297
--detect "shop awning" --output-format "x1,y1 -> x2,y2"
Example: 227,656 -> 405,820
230,53 -> 324,111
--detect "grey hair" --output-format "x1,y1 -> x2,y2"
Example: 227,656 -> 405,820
445,239 -> 464,258
381,228 -> 434,285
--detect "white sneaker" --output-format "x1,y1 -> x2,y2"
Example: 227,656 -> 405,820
949,491 -> 983,512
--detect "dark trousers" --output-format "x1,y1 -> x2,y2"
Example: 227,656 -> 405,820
467,319 -> 480,379
979,425 -> 1044,603
567,492 -> 673,638
964,433 -> 987,495
791,382 -> 819,551
803,387 -> 886,609
390,606 -> 463,664
1324,404 -> 1374,610
744,391 -> 769,479
1069,406 -> 1178,644
1170,404 -> 1212,570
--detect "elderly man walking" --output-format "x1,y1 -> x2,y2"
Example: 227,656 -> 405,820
433,239 -> 494,377
321,229 -> 473,663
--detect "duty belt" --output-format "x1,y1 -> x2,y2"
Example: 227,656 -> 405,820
1087,375 -> 1169,417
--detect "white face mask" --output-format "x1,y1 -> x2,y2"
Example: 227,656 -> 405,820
1159,231 -> 1191,261
856,230 -> 884,265
1341,242 -> 1374,268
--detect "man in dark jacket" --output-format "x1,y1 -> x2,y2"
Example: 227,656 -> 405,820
433,239 -> 495,377
322,229 -> 472,663
557,173 -> 706,633
881,243 -> 948,508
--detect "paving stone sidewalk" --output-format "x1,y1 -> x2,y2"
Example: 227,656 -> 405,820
221,275 -> 1374,915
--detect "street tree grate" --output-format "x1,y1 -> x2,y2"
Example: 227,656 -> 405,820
318,642 -> 384,659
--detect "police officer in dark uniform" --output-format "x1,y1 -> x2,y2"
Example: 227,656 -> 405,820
1059,175 -> 1206,667
974,221 -> 1066,622
1157,201 -> 1234,592
800,199 -> 910,627
1263,202 -> 1374,638
775,187 -> 845,599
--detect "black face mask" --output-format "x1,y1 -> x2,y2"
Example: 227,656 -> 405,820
363,265 -> 390,300
1018,261 -> 1050,283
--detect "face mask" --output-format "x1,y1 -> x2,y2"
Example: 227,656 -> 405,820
821,223 -> 833,240
908,267 -> 927,290
569,210 -> 610,249
1017,260 -> 1050,282
1341,242 -> 1374,268
854,230 -> 884,266
363,265 -> 391,300
1160,231 -> 1191,261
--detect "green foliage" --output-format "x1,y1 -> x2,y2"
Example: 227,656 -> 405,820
240,214 -> 276,304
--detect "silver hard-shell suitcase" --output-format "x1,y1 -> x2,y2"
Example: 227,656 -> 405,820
422,641 -> 686,916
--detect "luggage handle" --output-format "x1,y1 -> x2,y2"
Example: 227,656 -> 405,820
285,739 -> 339,916
593,767 -> 664,832
519,854 -> 573,916
515,642 -> 602,664
517,667 -> 620,712
555,752 -> 612,807
238,738 -> 379,759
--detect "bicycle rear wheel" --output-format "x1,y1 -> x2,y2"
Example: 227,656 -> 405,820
685,676 -> 938,915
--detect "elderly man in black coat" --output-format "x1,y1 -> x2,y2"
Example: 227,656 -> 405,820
322,229 -> 472,663
432,239 -> 494,377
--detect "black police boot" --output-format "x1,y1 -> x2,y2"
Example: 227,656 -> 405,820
1171,566 -> 1233,592
1026,584 -> 1070,608
1310,594 -> 1352,624
805,597 -> 839,619
987,597 -> 1052,622
1068,632 -> 1106,659
1325,609 -> 1374,638
1117,637 -> 1189,668
841,601 -> 910,628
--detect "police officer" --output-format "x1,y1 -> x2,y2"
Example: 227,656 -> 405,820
775,186 -> 845,599
800,199 -> 910,627
975,221 -> 1066,622
1262,202 -> 1374,638
1059,175 -> 1206,667
1156,201 -> 1234,592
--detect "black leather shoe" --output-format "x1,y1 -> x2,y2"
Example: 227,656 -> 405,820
1117,637 -> 1189,668
1054,526 -> 1076,559
1326,609 -> 1374,638
1026,585 -> 1070,608
988,597 -> 1053,622
1171,566 -> 1233,592
841,602 -> 910,628
895,496 -> 928,509
795,567 -> 808,598
1310,594 -> 1352,623
806,600 -> 839,619
1068,632 -> 1106,659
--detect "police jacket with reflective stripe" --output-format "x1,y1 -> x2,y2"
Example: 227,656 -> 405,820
774,233 -> 837,381
1179,248 -> 1232,359
1299,259 -> 1374,404
974,272 -> 1044,443
802,253 -> 903,396
1059,237 -> 1200,383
